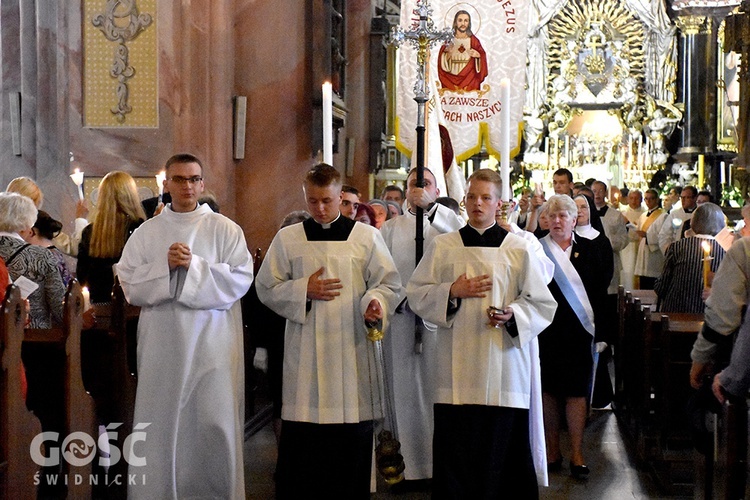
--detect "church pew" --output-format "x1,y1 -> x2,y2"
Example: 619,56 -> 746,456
22,280 -> 97,498
0,284 -> 41,499
702,396 -> 749,500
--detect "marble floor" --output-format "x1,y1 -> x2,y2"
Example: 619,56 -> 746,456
243,410 -> 686,499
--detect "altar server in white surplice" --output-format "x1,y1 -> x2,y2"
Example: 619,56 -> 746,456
380,167 -> 464,481
633,189 -> 666,289
256,164 -> 400,499
116,154 -> 254,500
407,169 -> 557,499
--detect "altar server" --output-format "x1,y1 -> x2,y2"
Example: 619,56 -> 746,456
406,169 -> 557,498
256,163 -> 400,499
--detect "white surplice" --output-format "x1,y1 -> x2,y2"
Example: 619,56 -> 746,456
379,204 -> 464,479
406,229 -> 557,485
116,203 -> 254,500
255,222 -> 401,424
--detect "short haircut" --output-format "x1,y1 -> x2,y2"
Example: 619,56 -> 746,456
380,185 -> 404,199
645,188 -> 662,207
165,153 -> 204,175
305,163 -> 342,189
671,185 -> 683,196
6,177 -> 43,209
584,178 -> 596,187
341,184 -> 359,196
682,185 -> 698,198
0,192 -> 38,233
406,167 -> 437,184
592,180 -> 608,192
553,168 -> 573,183
577,186 -> 595,198
467,168 -> 502,198
697,190 -> 713,202
435,196 -> 460,215
691,202 -> 725,236
546,194 -> 578,219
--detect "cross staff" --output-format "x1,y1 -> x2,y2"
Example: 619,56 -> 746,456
391,0 -> 452,353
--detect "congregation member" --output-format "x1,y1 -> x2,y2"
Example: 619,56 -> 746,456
340,184 -> 361,219
620,189 -> 645,290
406,169 -> 557,498
697,190 -> 714,205
27,211 -> 73,287
690,227 -> 750,392
526,168 -> 573,233
354,201 -> 378,227
385,199 -> 403,218
77,171 -> 146,304
658,185 -> 697,254
116,153 -> 253,499
368,198 -> 390,229
633,189 -> 666,290
552,168 -> 574,196
380,184 -> 405,206
380,166 -> 464,483
538,195 -> 613,480
256,163 -> 400,499
655,203 -> 726,313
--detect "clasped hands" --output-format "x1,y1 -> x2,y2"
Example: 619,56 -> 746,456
168,242 -> 192,270
306,266 -> 382,323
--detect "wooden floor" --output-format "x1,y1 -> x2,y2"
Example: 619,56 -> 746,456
243,410 -> 687,499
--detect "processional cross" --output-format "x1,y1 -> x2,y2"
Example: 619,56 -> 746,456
390,0 -> 452,352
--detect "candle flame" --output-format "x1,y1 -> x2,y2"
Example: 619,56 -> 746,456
701,240 -> 711,256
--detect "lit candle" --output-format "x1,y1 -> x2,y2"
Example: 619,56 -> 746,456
720,161 -> 726,185
70,167 -> 84,200
698,154 -> 705,188
500,78 -> 511,201
82,286 -> 91,312
155,170 -> 167,201
701,240 -> 711,288
322,82 -> 333,165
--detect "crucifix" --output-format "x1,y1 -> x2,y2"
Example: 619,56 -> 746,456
390,0 -> 452,353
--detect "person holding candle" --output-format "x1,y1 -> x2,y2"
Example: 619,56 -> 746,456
655,203 -> 726,313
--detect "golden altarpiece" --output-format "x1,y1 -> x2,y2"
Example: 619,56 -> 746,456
521,0 -> 680,191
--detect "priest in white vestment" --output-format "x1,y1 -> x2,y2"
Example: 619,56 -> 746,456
380,167 -> 464,481
620,190 -> 645,290
658,185 -> 698,254
633,189 -> 665,289
256,164 -> 400,499
407,169 -> 557,498
116,154 -> 254,500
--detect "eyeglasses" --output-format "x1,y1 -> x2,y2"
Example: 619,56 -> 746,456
169,176 -> 203,185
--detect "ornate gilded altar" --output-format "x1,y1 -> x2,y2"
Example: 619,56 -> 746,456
523,0 -> 679,191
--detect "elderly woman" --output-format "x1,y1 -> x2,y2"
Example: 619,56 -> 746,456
0,192 -> 65,328
537,195 -> 613,479
655,202 -> 726,313
368,199 -> 390,229
354,202 -> 377,227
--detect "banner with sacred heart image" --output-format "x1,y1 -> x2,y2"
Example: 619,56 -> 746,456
396,0 -> 529,164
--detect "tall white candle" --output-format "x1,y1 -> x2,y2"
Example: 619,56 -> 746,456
544,137 -> 550,168
721,161 -> 726,185
322,82 -> 333,165
155,170 -> 167,200
500,78 -> 511,200
70,168 -> 84,201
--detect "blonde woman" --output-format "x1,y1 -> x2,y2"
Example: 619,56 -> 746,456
6,176 -> 44,208
77,171 -> 146,304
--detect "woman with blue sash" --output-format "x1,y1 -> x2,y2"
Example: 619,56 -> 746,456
538,195 -> 613,479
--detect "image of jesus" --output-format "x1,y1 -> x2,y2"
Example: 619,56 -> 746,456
438,10 -> 489,92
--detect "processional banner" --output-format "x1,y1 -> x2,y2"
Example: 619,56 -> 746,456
396,0 -> 530,172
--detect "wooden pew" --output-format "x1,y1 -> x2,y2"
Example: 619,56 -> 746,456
22,280 -> 97,498
0,284 -> 41,499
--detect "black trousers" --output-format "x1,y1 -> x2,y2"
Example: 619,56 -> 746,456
276,419 -> 373,499
433,404 -> 538,499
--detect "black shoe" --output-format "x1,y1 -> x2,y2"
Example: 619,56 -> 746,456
547,458 -> 563,472
570,464 -> 590,480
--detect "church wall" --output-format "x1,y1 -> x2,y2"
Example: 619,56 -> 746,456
0,0 -> 377,255
234,0 -> 377,253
